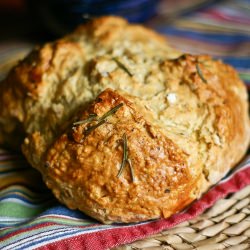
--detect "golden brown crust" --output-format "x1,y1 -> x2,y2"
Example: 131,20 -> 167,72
0,16 -> 249,223
41,89 -> 196,223
0,16 -> 179,149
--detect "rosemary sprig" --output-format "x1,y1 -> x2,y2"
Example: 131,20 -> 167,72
127,158 -> 135,182
74,103 -> 123,127
117,134 -> 135,182
73,114 -> 97,126
196,63 -> 207,83
73,103 -> 123,135
113,58 -> 133,77
117,133 -> 128,178
98,103 -> 123,122
84,119 -> 106,136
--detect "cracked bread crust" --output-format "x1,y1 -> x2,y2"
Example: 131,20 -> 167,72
0,16 -> 180,149
0,16 -> 249,223
38,89 -> 197,223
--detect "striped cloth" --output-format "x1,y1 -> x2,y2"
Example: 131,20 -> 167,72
0,150 -> 250,250
0,0 -> 250,249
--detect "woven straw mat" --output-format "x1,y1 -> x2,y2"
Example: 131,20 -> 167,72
115,185 -> 250,250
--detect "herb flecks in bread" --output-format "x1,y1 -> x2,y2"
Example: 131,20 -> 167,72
0,16 -> 249,223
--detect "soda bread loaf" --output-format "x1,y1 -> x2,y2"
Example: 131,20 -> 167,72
0,17 -> 249,223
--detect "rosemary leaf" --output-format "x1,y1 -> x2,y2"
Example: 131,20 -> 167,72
113,58 -> 133,77
74,103 -> 123,137
99,103 -> 123,122
84,119 -> 106,135
117,133 -> 128,178
73,114 -> 97,126
196,63 -> 207,83
127,158 -> 135,183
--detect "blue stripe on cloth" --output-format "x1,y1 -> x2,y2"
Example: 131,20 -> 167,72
2,227 -> 80,250
156,27 -> 250,44
39,205 -> 93,219
219,57 -> 250,69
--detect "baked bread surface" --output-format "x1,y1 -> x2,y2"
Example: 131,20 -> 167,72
0,16 -> 249,223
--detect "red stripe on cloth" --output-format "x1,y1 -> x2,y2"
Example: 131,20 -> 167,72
36,165 -> 250,250
0,222 -> 55,241
0,219 -> 104,242
203,10 -> 250,25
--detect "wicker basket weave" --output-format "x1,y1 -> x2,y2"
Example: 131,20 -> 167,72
115,185 -> 250,250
